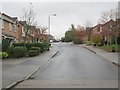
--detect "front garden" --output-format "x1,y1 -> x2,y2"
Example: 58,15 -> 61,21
97,44 -> 119,52
0,39 -> 50,59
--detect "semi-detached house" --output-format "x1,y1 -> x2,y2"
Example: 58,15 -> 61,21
1,13 -> 19,45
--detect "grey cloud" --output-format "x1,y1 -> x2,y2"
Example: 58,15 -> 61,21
2,2 -> 117,39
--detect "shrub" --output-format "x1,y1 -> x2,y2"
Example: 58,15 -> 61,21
7,46 -> 14,57
43,42 -> 50,51
73,37 -> 83,44
27,50 -> 38,57
26,43 -> 35,50
86,41 -> 94,46
12,42 -> 50,53
34,43 -> 45,53
92,33 -> 102,45
13,46 -> 27,58
0,52 -> 9,59
13,43 -> 25,47
30,47 -> 40,55
112,45 -> 115,52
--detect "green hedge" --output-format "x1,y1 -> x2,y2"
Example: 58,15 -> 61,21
13,43 -> 25,47
27,50 -> 38,57
13,46 -> 27,58
30,47 -> 40,55
26,43 -> 35,50
34,43 -> 45,52
7,46 -> 14,57
13,42 -> 49,53
43,42 -> 50,51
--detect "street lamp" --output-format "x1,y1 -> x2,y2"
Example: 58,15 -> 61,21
48,14 -> 56,42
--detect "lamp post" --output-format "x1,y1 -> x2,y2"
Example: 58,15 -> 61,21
48,14 -> 56,42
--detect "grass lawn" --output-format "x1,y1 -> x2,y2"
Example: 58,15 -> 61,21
97,45 -> 119,52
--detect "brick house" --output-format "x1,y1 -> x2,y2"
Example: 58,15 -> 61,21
111,19 -> 120,44
35,28 -> 41,42
100,20 -> 115,44
18,22 -> 42,43
28,26 -> 40,43
86,27 -> 93,41
18,21 -> 26,43
1,13 -> 54,44
91,20 -> 116,45
91,24 -> 102,35
1,13 -> 19,45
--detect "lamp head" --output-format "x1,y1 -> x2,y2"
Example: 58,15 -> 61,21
53,14 -> 56,16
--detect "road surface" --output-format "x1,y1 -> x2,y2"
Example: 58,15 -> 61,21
15,43 -> 118,88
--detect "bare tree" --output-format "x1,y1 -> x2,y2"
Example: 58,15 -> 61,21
99,9 -> 117,24
99,8 -> 119,45
22,3 -> 36,43
40,26 -> 48,35
39,26 -> 48,41
85,21 -> 93,42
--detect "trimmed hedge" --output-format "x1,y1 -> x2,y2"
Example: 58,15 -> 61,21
34,43 -> 45,52
13,43 -> 25,47
43,42 -> 50,51
13,46 -> 27,58
13,42 -> 49,53
7,46 -> 14,57
27,50 -> 38,57
26,43 -> 35,50
30,47 -> 40,55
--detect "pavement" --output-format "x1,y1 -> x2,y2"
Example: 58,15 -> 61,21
14,43 -> 118,88
83,45 -> 119,67
2,43 -> 59,89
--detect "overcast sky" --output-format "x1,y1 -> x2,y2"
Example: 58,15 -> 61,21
1,2 -> 118,39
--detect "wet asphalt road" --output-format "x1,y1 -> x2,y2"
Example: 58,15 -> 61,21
34,43 -> 118,80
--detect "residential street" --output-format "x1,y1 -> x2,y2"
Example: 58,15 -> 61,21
1,2 -> 119,89
15,43 -> 118,88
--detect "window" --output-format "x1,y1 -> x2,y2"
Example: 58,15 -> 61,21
22,26 -> 25,37
13,24 -> 16,32
100,27 -> 102,32
9,23 -> 12,31
1,17 -> 4,30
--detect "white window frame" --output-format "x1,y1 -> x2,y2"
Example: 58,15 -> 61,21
13,24 -> 17,32
9,23 -> 12,31
22,26 -> 25,37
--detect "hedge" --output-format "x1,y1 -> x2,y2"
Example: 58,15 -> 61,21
30,47 -> 40,55
27,50 -> 38,57
34,43 -> 45,52
13,46 -> 27,58
13,42 -> 49,53
7,46 -> 14,57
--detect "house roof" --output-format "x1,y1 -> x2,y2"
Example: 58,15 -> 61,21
91,24 -> 102,30
19,21 -> 27,25
2,13 -> 18,24
91,19 -> 115,30
11,17 -> 18,22
101,19 -> 115,27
